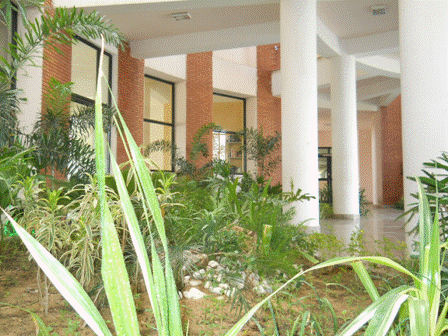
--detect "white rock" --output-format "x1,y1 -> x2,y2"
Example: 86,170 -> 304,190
216,274 -> 223,282
189,280 -> 203,287
210,286 -> 223,295
184,276 -> 191,283
216,296 -> 225,300
219,283 -> 229,289
254,286 -> 266,295
216,266 -> 224,272
199,269 -> 206,275
208,260 -> 219,268
192,271 -> 203,280
204,281 -> 211,289
183,288 -> 206,300
178,291 -> 183,299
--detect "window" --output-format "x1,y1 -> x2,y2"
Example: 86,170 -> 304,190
71,37 -> 113,170
143,76 -> 175,171
71,36 -> 112,107
212,93 -> 246,173
318,147 -> 332,196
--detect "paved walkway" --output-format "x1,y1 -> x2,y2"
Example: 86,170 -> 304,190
320,206 -> 408,255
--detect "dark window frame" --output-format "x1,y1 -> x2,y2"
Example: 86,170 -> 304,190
212,92 -> 247,173
10,3 -> 18,89
318,146 -> 332,191
143,75 -> 176,172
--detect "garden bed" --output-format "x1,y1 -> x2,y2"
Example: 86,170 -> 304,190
0,238 -> 396,336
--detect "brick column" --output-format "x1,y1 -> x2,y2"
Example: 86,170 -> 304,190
256,44 -> 282,185
186,52 -> 213,168
117,44 -> 144,164
41,0 -> 71,110
381,95 -> 403,205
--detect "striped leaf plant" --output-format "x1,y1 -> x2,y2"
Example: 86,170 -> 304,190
3,37 -> 448,336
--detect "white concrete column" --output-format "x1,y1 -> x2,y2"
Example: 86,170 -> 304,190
371,111 -> 383,206
280,0 -> 319,228
330,55 -> 360,217
399,1 -> 448,244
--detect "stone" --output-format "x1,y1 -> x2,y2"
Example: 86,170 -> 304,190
204,281 -> 211,289
192,271 -> 204,280
209,286 -> 223,295
219,283 -> 229,289
208,260 -> 219,268
189,280 -> 202,287
253,286 -> 266,295
183,288 -> 206,300
178,291 -> 183,299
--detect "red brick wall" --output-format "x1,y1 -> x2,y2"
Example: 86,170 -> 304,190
186,52 -> 213,167
257,44 -> 282,185
117,44 -> 144,164
381,95 -> 403,205
41,0 -> 72,110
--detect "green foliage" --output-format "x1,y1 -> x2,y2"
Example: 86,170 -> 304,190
319,184 -> 370,217
0,1 -> 124,169
27,78 -> 116,183
403,152 -> 448,240
240,127 -> 281,178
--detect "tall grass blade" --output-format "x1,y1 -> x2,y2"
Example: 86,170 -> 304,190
336,286 -> 410,336
417,178 -> 441,333
352,261 -> 380,301
109,154 -> 164,327
3,211 -> 112,336
112,98 -> 183,335
408,298 -> 429,336
363,291 -> 409,336
95,37 -> 139,335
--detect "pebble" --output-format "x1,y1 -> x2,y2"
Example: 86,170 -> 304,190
209,286 -> 223,295
189,280 -> 203,287
183,288 -> 206,300
208,260 -> 219,268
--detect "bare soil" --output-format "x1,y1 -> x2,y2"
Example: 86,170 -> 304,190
0,239 -> 391,336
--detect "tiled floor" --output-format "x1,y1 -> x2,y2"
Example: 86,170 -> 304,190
320,206 -> 409,254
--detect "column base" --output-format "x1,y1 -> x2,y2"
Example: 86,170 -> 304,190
332,214 -> 360,220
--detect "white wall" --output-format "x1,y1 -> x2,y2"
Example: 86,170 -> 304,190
145,55 -> 187,81
16,7 -> 43,135
174,81 -> 187,158
214,47 -> 256,68
213,57 -> 257,97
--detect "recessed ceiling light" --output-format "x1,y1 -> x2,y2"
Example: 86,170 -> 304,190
171,12 -> 192,21
371,5 -> 386,15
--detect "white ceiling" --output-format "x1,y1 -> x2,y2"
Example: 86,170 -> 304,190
59,0 -> 402,110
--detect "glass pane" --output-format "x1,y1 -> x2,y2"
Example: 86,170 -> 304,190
72,42 -> 97,100
144,77 -> 173,123
70,102 -> 93,145
101,53 -> 111,105
319,147 -> 331,155
212,131 -> 243,174
0,20 -> 8,60
143,122 -> 172,170
319,157 -> 328,179
212,95 -> 244,132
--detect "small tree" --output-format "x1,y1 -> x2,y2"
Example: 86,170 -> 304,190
241,127 -> 281,179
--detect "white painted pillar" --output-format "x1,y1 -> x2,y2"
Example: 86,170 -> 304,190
399,1 -> 448,245
330,55 -> 360,217
280,0 -> 319,228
